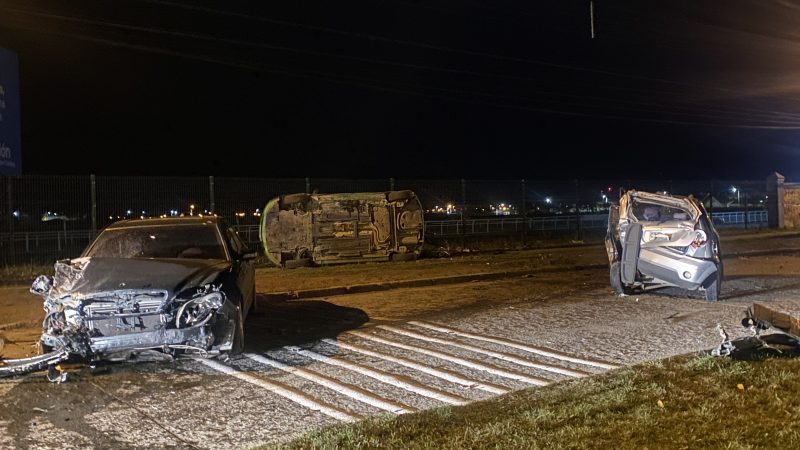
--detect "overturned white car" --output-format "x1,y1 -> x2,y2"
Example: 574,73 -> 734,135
605,190 -> 722,301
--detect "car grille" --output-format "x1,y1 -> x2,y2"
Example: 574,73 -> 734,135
83,290 -> 169,337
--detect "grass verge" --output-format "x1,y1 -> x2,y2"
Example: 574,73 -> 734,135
0,264 -> 52,286
263,354 -> 800,450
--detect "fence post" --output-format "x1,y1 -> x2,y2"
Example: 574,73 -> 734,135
520,178 -> 527,244
574,179 -> 582,240
305,177 -> 311,194
460,178 -> 467,248
709,179 -> 714,215
744,189 -> 749,229
209,176 -> 215,214
389,177 -> 395,191
90,174 -> 97,234
7,176 -> 15,265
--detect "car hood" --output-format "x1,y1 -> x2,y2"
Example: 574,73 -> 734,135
51,257 -> 232,299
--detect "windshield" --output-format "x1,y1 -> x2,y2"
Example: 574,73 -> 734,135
85,224 -> 227,259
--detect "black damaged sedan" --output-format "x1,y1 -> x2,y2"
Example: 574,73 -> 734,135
1,217 -> 257,378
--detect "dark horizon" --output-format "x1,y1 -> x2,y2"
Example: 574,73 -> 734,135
1,1 -> 800,180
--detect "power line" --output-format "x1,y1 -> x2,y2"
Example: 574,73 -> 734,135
134,0 -> 762,99
6,18 -> 800,130
6,5 -> 800,125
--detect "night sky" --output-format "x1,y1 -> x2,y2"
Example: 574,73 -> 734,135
1,0 -> 800,180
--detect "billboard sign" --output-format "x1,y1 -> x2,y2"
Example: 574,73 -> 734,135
0,46 -> 21,175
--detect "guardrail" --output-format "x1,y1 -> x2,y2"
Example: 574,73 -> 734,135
0,210 -> 769,264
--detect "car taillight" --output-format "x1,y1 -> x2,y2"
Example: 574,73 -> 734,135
691,230 -> 707,248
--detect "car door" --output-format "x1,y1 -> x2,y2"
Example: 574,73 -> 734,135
224,224 -> 256,314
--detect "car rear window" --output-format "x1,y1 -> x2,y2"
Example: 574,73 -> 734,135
630,201 -> 692,223
85,224 -> 227,259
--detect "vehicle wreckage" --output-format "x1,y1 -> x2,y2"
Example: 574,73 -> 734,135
260,190 -> 425,267
606,190 -> 722,301
0,217 -> 256,381
713,304 -> 800,359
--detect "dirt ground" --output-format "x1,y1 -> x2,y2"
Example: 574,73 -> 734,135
2,230 -> 800,449
2,230 -> 800,360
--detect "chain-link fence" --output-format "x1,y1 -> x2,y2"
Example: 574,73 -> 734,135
0,175 -> 771,264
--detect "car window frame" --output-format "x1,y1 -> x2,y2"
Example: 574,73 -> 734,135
82,222 -> 232,261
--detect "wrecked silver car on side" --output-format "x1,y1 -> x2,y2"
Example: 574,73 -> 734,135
0,217 -> 256,379
605,190 -> 722,301
260,190 -> 425,267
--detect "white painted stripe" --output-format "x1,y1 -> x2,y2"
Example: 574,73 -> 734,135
409,321 -> 619,370
321,338 -> 509,395
243,353 -> 414,414
194,358 -> 358,422
377,325 -> 589,378
347,330 -> 549,386
287,347 -> 468,406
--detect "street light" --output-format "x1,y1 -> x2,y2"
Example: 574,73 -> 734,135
731,187 -> 740,204
545,197 -> 552,204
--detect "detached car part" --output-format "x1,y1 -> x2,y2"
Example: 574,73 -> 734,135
260,190 -> 425,267
0,217 -> 256,380
713,307 -> 800,359
605,190 -> 722,301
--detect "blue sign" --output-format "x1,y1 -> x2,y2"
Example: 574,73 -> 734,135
0,46 -> 21,175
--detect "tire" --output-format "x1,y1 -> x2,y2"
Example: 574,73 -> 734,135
284,258 -> 312,269
387,190 -> 414,202
609,261 -> 624,295
703,269 -> 721,302
230,306 -> 245,355
280,193 -> 310,209
390,252 -> 416,262
247,280 -> 257,317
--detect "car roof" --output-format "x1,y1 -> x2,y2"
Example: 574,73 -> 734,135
104,216 -> 223,230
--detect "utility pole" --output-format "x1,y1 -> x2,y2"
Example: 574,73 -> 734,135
589,1 -> 596,39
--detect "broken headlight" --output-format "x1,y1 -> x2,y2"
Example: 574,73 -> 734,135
174,289 -> 225,329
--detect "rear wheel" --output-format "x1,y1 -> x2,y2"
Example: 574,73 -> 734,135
609,261 -> 624,295
703,269 -> 721,302
284,258 -> 312,269
387,190 -> 414,202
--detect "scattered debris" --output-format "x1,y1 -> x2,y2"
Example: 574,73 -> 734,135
606,190 -> 722,301
713,307 -> 800,359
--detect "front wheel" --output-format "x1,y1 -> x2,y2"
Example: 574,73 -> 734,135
390,252 -> 416,262
230,306 -> 245,355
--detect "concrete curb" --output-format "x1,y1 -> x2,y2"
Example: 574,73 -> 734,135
259,264 -> 608,303
257,246 -> 800,304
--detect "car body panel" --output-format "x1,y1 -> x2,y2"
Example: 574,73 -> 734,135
606,190 -> 721,298
20,217 -> 255,368
260,191 -> 425,266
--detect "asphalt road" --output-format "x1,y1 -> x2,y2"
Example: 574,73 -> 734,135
2,232 -> 800,449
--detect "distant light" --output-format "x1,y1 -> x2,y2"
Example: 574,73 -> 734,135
731,187 -> 737,193
545,197 -> 552,204
126,210 -> 132,215
12,210 -> 19,218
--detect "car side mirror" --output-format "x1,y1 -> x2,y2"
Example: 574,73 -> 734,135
241,251 -> 258,261
30,275 -> 53,296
